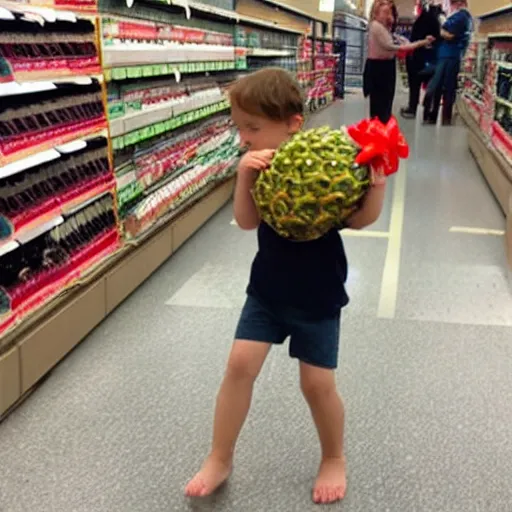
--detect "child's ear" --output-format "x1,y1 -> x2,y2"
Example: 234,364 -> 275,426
288,114 -> 304,133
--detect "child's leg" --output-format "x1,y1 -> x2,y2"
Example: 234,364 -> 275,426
185,340 -> 271,497
300,363 -> 346,505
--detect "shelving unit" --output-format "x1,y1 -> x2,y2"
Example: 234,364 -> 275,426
0,0 -> 335,418
332,10 -> 366,89
457,30 -> 512,276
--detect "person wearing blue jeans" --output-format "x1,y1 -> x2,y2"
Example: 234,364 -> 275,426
423,0 -> 472,125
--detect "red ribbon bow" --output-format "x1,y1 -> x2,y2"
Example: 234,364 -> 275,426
347,116 -> 409,176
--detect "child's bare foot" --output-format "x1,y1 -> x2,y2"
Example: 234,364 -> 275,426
185,455 -> 232,498
313,456 -> 347,504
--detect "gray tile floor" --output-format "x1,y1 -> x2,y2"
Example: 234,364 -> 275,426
1,97 -> 512,512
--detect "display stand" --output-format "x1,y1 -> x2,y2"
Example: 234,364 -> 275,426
458,27 -> 512,275
0,0 -> 323,418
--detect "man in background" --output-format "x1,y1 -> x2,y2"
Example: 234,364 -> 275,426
422,0 -> 472,125
400,0 -> 443,119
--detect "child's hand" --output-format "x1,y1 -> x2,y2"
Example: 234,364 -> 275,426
370,162 -> 387,187
238,150 -> 275,178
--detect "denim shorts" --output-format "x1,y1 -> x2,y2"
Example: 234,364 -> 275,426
234,294 -> 341,369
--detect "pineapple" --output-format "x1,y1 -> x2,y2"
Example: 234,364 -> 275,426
253,126 -> 371,241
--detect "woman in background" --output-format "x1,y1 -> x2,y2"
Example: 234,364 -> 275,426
364,0 -> 435,124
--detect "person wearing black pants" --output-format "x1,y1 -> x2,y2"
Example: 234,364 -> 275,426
364,59 -> 397,124
364,0 -> 435,124
401,2 -> 443,119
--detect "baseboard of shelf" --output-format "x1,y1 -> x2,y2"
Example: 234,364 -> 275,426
457,98 -> 512,273
0,177 -> 235,419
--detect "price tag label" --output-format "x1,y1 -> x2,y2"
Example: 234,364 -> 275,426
124,132 -> 136,146
155,121 -> 165,135
127,66 -> 142,79
112,67 -> 127,80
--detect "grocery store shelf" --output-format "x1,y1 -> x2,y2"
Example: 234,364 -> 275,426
458,97 -> 512,272
246,48 -> 295,57
0,120 -> 109,168
102,44 -> 235,68
478,5 -> 512,19
0,77 -> 102,97
141,0 -> 305,34
0,1 -> 80,21
104,61 -> 238,81
488,33 -> 512,40
496,97 -> 512,109
469,77 -> 484,88
0,176 -> 235,417
258,0 -> 325,23
112,100 -> 230,149
0,131 -> 109,179
0,182 -> 115,252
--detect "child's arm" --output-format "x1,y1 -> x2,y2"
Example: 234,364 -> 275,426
345,181 -> 386,230
233,149 -> 274,230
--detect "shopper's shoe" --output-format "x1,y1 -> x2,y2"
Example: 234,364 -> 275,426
441,117 -> 453,126
400,108 -> 416,119
422,117 -> 436,125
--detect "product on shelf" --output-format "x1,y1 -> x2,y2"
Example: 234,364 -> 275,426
0,193 -> 120,335
101,17 -> 236,70
0,136 -> 114,241
0,2 -> 121,337
0,7 -> 101,82
296,37 -> 337,111
123,132 -> 239,239
0,78 -> 108,166
252,118 -> 409,242
114,116 -> 234,217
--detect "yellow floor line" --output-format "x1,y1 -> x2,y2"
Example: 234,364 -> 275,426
377,161 -> 408,319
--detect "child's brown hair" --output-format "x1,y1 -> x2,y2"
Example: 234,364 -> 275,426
229,67 -> 304,122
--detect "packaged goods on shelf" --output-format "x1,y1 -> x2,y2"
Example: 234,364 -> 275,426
114,115 -> 234,217
123,132 -> 239,239
459,34 -> 512,181
108,78 -> 226,136
0,3 -> 121,339
296,36 -> 337,112
0,192 -> 121,336
0,135 -> 114,240
0,8 -> 101,82
0,78 -> 108,166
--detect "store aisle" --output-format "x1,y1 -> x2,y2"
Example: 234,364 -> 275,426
1,97 -> 512,512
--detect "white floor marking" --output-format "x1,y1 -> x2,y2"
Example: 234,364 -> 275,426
449,226 -> 505,236
377,161 -> 408,319
342,229 -> 390,238
231,218 -> 389,238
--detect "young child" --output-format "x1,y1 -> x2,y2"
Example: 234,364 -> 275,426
185,68 -> 387,505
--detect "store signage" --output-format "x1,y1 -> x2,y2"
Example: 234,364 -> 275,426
319,0 -> 335,12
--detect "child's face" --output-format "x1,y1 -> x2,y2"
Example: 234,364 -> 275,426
231,106 -> 303,151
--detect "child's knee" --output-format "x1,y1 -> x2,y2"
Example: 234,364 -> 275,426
300,366 -> 336,401
226,342 -> 267,382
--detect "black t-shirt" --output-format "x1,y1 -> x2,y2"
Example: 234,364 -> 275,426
247,221 -> 349,319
